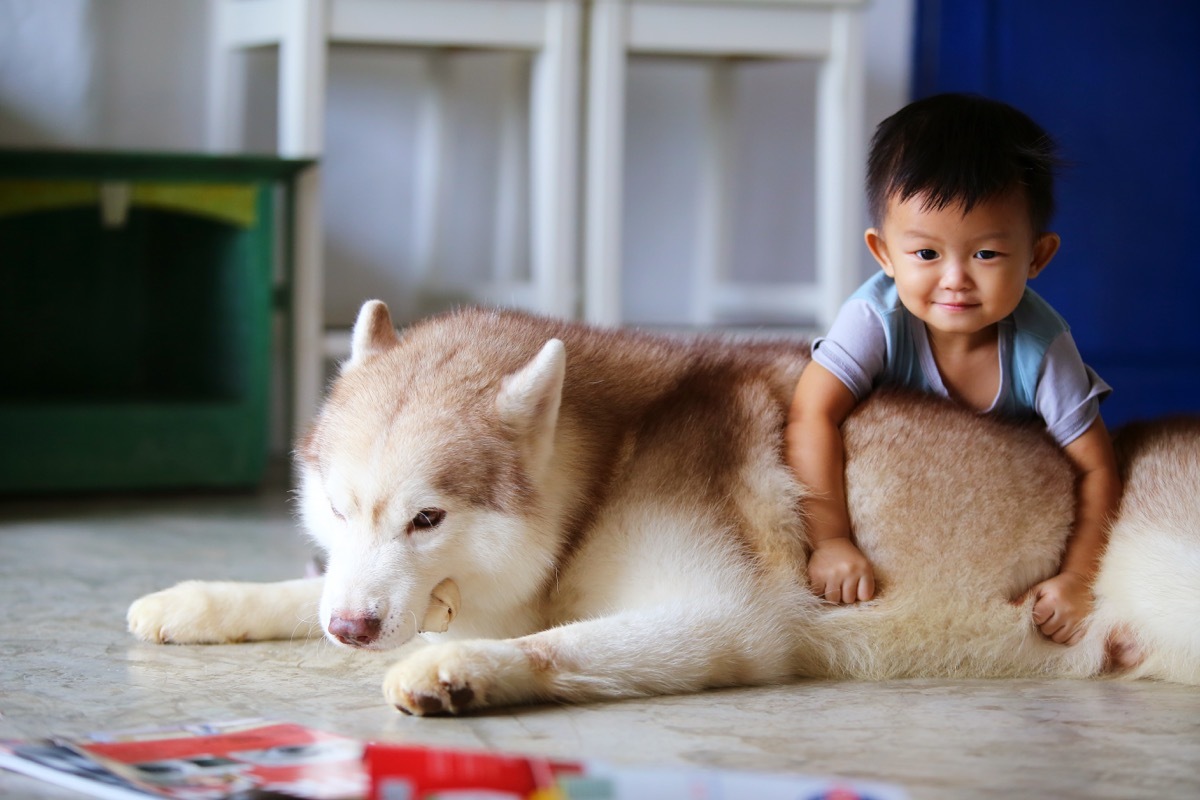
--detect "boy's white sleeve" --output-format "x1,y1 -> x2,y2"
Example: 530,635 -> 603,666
1036,332 -> 1113,447
811,299 -> 887,400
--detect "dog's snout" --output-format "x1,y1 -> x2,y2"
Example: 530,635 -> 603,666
328,612 -> 382,646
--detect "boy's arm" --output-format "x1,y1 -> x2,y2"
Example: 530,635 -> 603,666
1029,416 -> 1123,644
1060,416 -> 1122,580
786,361 -> 874,603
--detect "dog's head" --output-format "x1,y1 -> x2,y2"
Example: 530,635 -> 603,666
296,301 -> 567,650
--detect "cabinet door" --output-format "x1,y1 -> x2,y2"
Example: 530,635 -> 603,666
913,0 -> 1200,426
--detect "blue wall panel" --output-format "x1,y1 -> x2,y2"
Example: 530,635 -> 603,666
913,1 -> 1200,427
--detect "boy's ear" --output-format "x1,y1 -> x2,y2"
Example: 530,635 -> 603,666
864,228 -> 895,277
1028,232 -> 1061,278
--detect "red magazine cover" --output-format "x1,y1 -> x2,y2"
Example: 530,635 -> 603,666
362,743 -> 584,800
361,742 -> 909,800
70,719 -> 366,800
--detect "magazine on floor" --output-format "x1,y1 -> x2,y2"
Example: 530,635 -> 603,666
363,741 -> 910,800
0,718 -> 365,800
1,718 -> 908,800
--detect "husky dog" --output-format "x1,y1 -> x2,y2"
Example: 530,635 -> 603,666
128,302 -> 1200,714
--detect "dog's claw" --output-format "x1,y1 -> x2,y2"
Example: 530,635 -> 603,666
390,683 -> 477,716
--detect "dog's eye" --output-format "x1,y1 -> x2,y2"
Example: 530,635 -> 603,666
409,508 -> 446,532
330,504 -> 346,522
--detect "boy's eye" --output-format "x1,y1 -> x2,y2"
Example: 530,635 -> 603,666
975,250 -> 998,260
914,249 -> 939,261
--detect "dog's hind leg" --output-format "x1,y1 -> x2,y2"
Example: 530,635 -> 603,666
127,577 -> 325,644
382,596 -> 800,715
1091,418 -> 1200,685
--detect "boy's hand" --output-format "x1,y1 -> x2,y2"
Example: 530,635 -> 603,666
1028,571 -> 1093,645
808,537 -> 875,604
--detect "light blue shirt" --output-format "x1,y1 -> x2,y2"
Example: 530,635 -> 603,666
812,272 -> 1110,447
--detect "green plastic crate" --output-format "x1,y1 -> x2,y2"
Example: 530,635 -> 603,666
0,150 -> 311,493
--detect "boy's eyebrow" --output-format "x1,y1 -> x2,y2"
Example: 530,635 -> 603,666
896,229 -> 1015,241
896,229 -> 942,240
969,231 -> 1017,243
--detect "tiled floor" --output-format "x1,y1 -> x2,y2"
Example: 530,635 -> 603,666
2,471 -> 1198,799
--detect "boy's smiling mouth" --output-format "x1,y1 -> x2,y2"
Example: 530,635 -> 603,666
933,300 -> 980,312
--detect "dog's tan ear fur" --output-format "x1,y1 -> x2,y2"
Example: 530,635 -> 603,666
345,300 -> 400,371
496,339 -> 565,475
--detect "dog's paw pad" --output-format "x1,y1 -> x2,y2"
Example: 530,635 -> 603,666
447,684 -> 475,709
411,692 -> 448,715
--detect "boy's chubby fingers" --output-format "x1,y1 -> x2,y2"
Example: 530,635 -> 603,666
1039,612 -> 1077,644
1031,590 -> 1059,625
842,578 -> 861,604
1040,618 -> 1063,640
857,575 -> 875,602
809,577 -> 829,602
819,577 -> 857,604
1051,616 -> 1086,645
1049,623 -> 1076,645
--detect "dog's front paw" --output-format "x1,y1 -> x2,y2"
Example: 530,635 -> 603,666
382,642 -> 488,715
382,640 -> 535,715
127,581 -> 246,644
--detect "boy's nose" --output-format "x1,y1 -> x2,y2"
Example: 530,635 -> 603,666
939,261 -> 971,290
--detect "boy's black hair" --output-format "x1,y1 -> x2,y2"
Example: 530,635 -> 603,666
866,93 -> 1060,233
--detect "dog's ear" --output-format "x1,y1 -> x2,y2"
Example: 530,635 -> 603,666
344,300 -> 400,371
496,338 -> 565,474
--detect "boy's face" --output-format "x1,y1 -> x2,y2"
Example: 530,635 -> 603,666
865,190 -> 1060,345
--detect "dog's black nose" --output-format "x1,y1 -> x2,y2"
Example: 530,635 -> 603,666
328,612 -> 382,646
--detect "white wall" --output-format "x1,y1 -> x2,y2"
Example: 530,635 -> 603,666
0,0 -> 210,150
0,0 -> 912,329
0,0 -> 97,145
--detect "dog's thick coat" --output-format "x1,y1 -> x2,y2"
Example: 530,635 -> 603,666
128,303 -> 1200,713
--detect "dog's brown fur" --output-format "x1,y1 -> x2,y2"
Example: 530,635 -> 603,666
128,305 -> 1200,714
